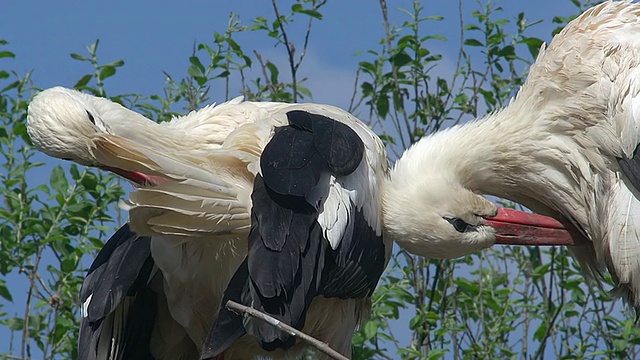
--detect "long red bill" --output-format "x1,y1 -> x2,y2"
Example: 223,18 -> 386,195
485,207 -> 588,246
104,166 -> 169,186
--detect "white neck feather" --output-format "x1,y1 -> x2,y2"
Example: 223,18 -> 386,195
392,108 -> 533,198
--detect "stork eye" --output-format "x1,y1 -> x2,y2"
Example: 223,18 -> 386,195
86,110 -> 96,125
444,217 -> 469,233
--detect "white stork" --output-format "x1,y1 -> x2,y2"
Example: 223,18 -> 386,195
27,89 -> 399,359
386,0 -> 640,311
27,82 -> 574,358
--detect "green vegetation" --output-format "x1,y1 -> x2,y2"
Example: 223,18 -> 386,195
2,0 -> 639,359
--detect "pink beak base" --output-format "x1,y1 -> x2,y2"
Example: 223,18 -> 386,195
485,207 -> 588,246
104,166 -> 169,187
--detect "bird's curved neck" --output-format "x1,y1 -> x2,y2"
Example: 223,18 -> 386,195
391,97 -> 593,226
396,107 -> 535,197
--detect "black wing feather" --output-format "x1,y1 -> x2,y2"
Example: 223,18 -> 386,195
321,207 -> 386,298
288,110 -> 364,176
246,176 -> 324,349
202,110 -> 386,358
619,145 -> 640,193
81,224 -> 152,321
79,223 -> 156,360
260,125 -> 322,198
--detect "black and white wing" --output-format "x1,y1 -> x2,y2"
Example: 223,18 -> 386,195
79,224 -> 156,360
201,109 -> 388,358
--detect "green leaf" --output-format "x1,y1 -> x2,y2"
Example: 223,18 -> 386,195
464,38 -> 483,47
520,37 -> 544,58
0,51 -> 15,59
533,321 -> 548,341
80,172 -> 97,191
225,38 -> 242,52
70,53 -> 90,61
464,24 -> 481,31
241,54 -> 252,67
194,76 -> 207,87
4,317 -> 23,331
359,61 -> 377,74
69,164 -> 81,180
50,165 -> 69,194
12,122 -> 26,137
297,86 -> 312,99
0,126 -> 10,140
266,61 -> 279,84
409,314 -> 423,330
61,258 -> 78,272
0,279 -> 12,302
99,66 -> 116,80
361,82 -> 374,97
390,52 -> 412,67
189,56 -> 206,74
426,349 -> 447,360
1,80 -> 19,93
422,34 -> 446,42
187,65 -> 204,78
497,45 -> 516,60
214,70 -> 230,79
293,8 -> 323,20
74,74 -> 93,89
102,59 -> 125,68
376,94 -> 389,118
363,320 -> 378,340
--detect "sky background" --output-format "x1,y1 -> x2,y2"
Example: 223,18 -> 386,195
1,0 -> 582,109
0,0 -> 598,358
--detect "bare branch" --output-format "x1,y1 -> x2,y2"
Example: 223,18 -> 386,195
225,300 -> 349,360
254,50 -> 279,97
348,68 -> 363,114
270,0 -> 298,102
22,244 -> 45,359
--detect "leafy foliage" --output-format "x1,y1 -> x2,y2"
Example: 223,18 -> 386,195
1,0 -> 638,359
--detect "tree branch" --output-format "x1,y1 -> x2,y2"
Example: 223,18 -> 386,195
225,300 -> 349,360
270,0 -> 298,102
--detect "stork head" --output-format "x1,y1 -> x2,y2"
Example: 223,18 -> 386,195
27,87 -> 167,186
384,134 -> 582,259
383,173 -> 503,258
27,86 -> 110,166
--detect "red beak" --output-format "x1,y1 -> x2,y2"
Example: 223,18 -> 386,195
104,166 -> 169,186
485,207 -> 589,246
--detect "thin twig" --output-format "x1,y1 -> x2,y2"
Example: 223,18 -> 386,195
225,300 -> 349,360
254,50 -> 279,97
270,0 -> 298,102
22,244 -> 45,359
378,0 -> 411,150
2,354 -> 26,360
347,68 -> 362,114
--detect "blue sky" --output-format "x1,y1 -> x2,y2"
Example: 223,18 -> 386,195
1,1 -> 580,108
0,0 -> 592,358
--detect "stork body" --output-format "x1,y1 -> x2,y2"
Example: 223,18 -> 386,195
28,89 -> 391,359
387,0 -> 640,309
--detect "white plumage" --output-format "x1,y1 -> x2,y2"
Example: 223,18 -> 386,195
387,1 -> 640,309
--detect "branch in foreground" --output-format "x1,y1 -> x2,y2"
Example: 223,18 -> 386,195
225,300 -> 350,360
